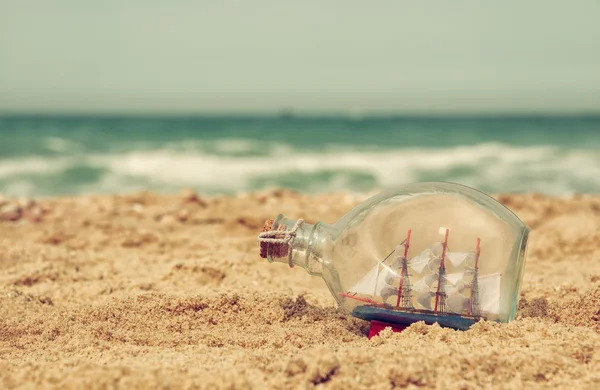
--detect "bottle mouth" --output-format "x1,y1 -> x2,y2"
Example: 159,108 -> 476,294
259,218 -> 290,259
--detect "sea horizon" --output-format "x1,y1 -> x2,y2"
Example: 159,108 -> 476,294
3,111 -> 600,119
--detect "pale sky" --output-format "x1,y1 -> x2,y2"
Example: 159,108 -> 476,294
1,1 -> 599,114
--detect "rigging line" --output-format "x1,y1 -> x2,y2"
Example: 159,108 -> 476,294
382,237 -> 407,264
373,237 -> 407,295
373,250 -> 393,295
357,237 -> 406,296
347,237 -> 409,296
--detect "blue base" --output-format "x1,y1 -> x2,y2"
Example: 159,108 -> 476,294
351,305 -> 482,330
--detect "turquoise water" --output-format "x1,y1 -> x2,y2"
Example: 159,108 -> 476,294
1,115 -> 599,197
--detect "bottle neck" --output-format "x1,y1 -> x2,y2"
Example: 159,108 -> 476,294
265,215 -> 333,276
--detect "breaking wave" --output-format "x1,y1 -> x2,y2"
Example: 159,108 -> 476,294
1,141 -> 599,197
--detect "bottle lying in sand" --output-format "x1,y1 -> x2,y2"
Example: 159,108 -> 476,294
258,182 -> 529,330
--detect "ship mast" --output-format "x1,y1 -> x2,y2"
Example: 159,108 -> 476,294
469,238 -> 481,317
395,230 -> 413,310
434,228 -> 449,315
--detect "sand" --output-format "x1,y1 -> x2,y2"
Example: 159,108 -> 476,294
1,189 -> 599,389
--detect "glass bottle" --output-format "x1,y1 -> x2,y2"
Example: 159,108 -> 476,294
259,182 -> 529,329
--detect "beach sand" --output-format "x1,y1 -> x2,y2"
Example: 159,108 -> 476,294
1,190 -> 599,389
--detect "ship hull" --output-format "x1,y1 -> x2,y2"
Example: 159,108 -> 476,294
351,305 -> 487,330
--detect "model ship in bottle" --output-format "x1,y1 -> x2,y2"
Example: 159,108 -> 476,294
258,182 -> 529,331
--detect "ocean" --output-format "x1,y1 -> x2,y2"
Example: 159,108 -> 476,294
1,115 -> 599,197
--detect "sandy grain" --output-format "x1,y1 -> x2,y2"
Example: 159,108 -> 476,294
1,190 -> 599,389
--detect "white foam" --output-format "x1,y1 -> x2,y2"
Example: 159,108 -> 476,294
1,142 -> 600,196
0,157 -> 70,178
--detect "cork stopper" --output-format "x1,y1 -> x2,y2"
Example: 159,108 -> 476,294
259,219 -> 290,258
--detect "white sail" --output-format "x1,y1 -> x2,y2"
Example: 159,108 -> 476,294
446,285 -> 460,296
431,242 -> 443,257
409,249 -> 447,274
385,268 -> 400,285
347,264 -> 398,296
442,273 -> 502,316
390,256 -> 403,269
416,291 -> 435,310
453,279 -> 467,294
409,243 -> 476,274
446,252 -> 474,267
444,272 -> 465,286
478,273 -> 501,315
446,291 -> 469,314
412,278 -> 427,294
413,274 -> 438,292
409,249 -> 431,273
427,256 -> 442,272
347,264 -> 379,296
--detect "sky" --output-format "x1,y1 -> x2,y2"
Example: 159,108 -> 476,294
1,1 -> 600,115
